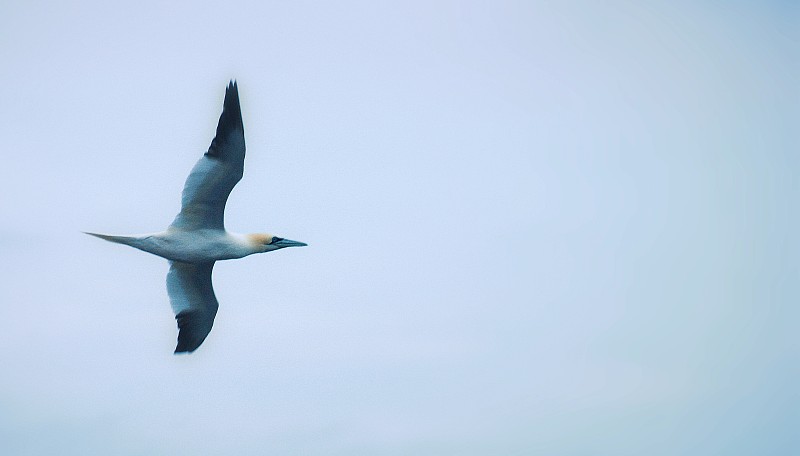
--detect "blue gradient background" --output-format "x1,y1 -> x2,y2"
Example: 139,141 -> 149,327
0,1 -> 797,454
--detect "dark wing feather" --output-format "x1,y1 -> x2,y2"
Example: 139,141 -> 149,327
170,81 -> 246,231
167,261 -> 219,354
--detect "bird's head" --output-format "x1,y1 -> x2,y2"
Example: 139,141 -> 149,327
247,233 -> 307,253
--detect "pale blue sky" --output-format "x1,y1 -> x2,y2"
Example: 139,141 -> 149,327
0,1 -> 797,455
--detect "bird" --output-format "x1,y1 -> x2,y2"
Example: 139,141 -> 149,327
86,81 -> 306,354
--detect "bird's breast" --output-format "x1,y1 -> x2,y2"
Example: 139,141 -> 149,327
140,231 -> 251,263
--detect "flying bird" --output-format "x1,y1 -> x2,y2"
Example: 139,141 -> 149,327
86,81 -> 306,354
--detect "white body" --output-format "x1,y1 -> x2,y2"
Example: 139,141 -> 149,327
123,230 -> 270,263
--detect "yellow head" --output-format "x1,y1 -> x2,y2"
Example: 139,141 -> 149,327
246,233 -> 307,253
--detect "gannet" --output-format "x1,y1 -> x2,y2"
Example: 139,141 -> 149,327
86,81 -> 306,354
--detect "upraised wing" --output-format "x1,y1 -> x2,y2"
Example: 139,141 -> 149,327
167,261 -> 219,353
170,81 -> 245,231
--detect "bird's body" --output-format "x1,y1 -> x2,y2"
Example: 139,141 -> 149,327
87,81 -> 306,354
86,230 -> 272,263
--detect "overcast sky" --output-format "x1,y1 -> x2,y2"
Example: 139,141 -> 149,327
0,1 -> 797,455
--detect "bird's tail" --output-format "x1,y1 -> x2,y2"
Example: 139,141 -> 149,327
83,232 -> 138,247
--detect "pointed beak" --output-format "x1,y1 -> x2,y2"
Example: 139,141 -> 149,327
273,238 -> 307,248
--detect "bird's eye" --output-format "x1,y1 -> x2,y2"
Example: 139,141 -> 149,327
271,237 -> 284,244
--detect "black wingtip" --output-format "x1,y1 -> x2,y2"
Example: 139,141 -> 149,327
223,80 -> 241,119
173,309 -> 212,354
174,338 -> 199,355
206,80 -> 244,158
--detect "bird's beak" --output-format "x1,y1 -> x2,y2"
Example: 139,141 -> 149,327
273,238 -> 308,248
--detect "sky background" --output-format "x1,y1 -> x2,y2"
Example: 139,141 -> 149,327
0,1 -> 797,455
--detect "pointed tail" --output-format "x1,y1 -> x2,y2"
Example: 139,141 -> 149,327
83,232 -> 138,246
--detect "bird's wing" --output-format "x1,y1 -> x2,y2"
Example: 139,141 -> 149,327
167,261 -> 219,353
170,81 -> 245,231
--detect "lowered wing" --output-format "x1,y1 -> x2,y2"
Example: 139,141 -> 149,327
170,81 -> 245,231
167,261 -> 219,353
